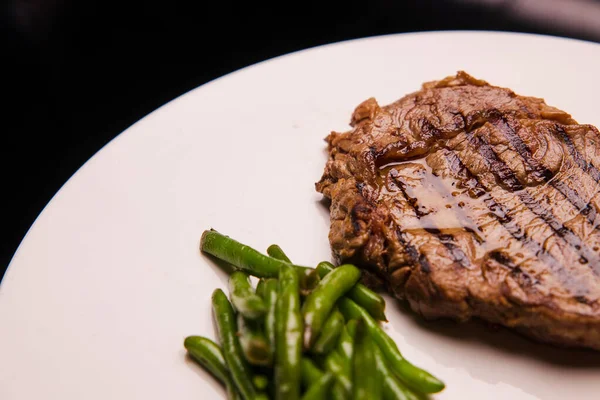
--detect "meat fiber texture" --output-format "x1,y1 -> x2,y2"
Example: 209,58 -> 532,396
316,71 -> 600,350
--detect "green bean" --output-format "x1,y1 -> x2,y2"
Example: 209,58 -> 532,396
336,320 -> 357,375
229,271 -> 266,320
315,261 -> 335,270
373,343 -> 420,400
383,379 -> 419,400
252,375 -> 269,391
275,264 -> 303,400
323,351 -> 352,396
317,262 -> 387,321
301,373 -> 335,400
183,336 -> 241,400
311,310 -> 345,355
307,350 -> 347,399
315,261 -> 335,274
338,297 -> 445,394
301,358 -> 324,388
256,279 -> 267,299
263,278 -> 278,355
331,382 -> 349,400
237,314 -> 272,366
302,264 -> 361,348
300,269 -> 321,296
394,380 -> 422,400
346,319 -> 357,337
338,320 -> 358,359
184,336 -> 229,382
353,322 -> 382,400
313,354 -> 347,400
201,230 -> 310,278
267,244 -> 319,295
211,289 -> 256,400
267,244 -> 292,263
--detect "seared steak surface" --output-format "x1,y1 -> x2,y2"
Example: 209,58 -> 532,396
316,72 -> 600,350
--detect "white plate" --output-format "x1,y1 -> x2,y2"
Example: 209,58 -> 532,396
1,31 -> 600,400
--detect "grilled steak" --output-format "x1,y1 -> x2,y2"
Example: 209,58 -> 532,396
316,72 -> 600,350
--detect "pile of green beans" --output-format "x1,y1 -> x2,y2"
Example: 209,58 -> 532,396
183,229 -> 445,400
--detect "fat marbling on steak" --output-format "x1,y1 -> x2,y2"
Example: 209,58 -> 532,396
316,71 -> 600,350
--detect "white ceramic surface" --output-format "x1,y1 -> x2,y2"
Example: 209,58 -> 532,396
2,31 -> 600,400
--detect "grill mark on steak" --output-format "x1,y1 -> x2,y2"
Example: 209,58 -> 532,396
556,124 -> 600,184
419,253 -> 432,273
443,146 -> 487,198
489,250 -> 540,289
443,143 -> 600,288
483,112 -> 597,225
464,131 -> 524,191
394,227 -> 429,273
436,233 -> 471,268
388,168 -> 473,269
444,151 -> 521,234
553,125 -> 600,228
442,150 -> 566,273
440,147 -> 599,296
463,130 -> 600,273
478,111 -> 554,182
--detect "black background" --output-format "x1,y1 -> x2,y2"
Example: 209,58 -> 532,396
2,0 -> 600,279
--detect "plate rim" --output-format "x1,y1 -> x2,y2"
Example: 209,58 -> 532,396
4,29 -> 600,286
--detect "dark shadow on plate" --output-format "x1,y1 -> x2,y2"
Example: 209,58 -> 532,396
318,196 -> 331,208
183,351 -> 227,395
316,197 -> 332,224
202,252 -> 237,275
